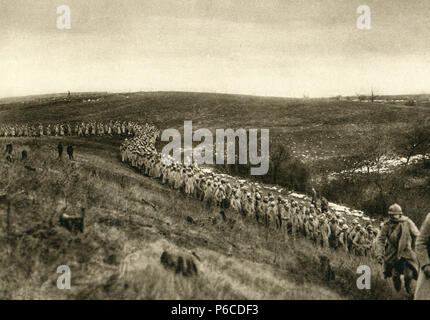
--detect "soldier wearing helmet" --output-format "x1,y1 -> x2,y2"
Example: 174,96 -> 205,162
415,212 -> 430,300
338,224 -> 350,253
318,215 -> 331,248
311,187 -> 318,209
241,193 -> 255,218
347,220 -> 359,252
254,193 -> 263,223
375,203 -> 420,296
352,225 -> 370,256
230,193 -> 241,213
328,216 -> 340,249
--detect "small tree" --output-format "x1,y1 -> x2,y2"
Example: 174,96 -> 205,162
396,123 -> 430,165
270,138 -> 291,184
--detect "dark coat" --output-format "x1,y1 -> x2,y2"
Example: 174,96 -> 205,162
415,213 -> 430,300
376,216 -> 420,279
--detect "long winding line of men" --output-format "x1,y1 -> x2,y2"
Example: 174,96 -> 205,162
0,121 -> 138,138
119,126 -> 378,258
0,120 -> 382,257
0,120 -> 409,259
5,119 -> 430,297
121,128 -> 430,298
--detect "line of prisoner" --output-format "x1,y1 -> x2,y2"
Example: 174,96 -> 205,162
118,122 -> 430,298
0,120 -> 395,256
2,120 -> 430,297
0,121 -> 136,137
119,127 -> 377,258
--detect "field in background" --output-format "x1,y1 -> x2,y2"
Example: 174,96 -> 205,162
1,91 -> 429,162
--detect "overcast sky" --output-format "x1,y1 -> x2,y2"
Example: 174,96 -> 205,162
1,0 -> 430,98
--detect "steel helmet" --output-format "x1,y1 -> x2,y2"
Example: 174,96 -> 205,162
388,203 -> 402,215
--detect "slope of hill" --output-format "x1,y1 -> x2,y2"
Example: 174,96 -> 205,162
0,92 -> 427,299
0,137 -> 404,300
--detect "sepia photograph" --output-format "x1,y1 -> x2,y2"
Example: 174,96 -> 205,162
1,0 -> 430,306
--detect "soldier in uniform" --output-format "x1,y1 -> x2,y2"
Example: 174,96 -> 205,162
318,215 -> 331,248
289,201 -> 299,238
321,196 -> 329,213
39,123 -> 44,137
328,216 -> 340,249
204,180 -> 215,208
57,142 -> 63,159
352,225 -> 369,256
375,204 -> 420,296
254,193 -> 264,223
262,197 -> 271,230
275,197 -> 285,229
67,145 -> 74,160
230,193 -> 241,213
415,212 -> 430,300
347,220 -> 359,252
338,224 -> 350,253
241,194 -> 254,219
311,187 -> 318,209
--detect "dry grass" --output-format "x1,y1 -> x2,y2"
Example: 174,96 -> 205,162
0,138 -> 407,300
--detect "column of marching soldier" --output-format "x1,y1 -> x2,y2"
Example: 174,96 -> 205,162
119,125 -> 377,258
3,120 -> 430,298
0,121 -> 136,137
0,121 -> 384,256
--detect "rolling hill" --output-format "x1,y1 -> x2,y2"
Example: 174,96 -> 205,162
1,91 -> 429,162
0,91 -> 427,299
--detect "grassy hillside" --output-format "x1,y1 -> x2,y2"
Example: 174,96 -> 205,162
0,138 -> 405,300
0,92 -> 428,299
2,91 -> 429,219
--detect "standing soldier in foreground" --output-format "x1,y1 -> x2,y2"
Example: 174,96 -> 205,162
375,204 -> 420,297
414,212 -> 430,300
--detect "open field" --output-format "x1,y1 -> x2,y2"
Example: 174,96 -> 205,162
1,91 -> 430,162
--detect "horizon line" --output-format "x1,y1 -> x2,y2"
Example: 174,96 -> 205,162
1,89 -> 430,102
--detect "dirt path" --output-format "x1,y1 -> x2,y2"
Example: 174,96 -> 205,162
1,136 -> 170,193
